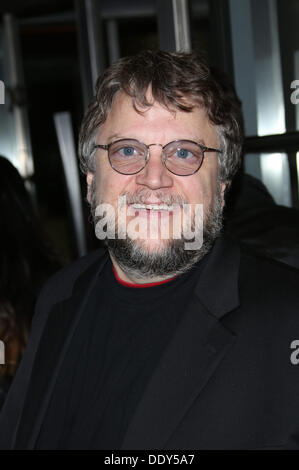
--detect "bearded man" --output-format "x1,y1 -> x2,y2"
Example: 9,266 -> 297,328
1,50 -> 299,450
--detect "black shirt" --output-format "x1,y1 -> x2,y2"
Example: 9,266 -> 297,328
35,255 -> 206,449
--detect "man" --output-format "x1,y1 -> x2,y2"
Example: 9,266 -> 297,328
1,50 -> 299,450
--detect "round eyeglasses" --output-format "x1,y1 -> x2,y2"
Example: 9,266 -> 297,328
94,138 -> 222,176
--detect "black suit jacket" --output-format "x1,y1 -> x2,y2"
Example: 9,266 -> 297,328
1,235 -> 299,450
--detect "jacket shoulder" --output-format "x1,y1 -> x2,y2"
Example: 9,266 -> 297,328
38,246 -> 108,305
240,243 -> 299,284
0,249 -> 109,449
239,243 -> 299,308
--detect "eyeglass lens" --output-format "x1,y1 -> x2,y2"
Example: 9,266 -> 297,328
108,139 -> 204,176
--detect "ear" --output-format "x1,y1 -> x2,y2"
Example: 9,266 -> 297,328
86,171 -> 94,204
220,182 -> 227,208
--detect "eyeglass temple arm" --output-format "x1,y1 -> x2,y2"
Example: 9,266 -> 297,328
94,144 -> 109,150
203,146 -> 222,154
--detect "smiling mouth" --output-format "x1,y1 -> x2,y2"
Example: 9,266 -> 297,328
127,204 -> 182,221
130,203 -> 178,211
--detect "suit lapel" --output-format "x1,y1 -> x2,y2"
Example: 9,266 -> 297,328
121,296 -> 237,449
121,236 -> 240,449
14,250 -> 109,449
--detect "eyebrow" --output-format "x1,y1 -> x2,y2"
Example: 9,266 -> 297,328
106,134 -> 128,142
105,134 -> 207,146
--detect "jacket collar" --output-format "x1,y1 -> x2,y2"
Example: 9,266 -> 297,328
69,234 -> 240,318
194,234 -> 240,318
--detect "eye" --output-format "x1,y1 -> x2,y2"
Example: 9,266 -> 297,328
176,148 -> 193,159
120,146 -> 136,157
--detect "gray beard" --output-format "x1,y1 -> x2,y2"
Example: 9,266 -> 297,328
90,180 -> 224,280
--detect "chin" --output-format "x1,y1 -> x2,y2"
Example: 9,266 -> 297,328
127,235 -> 172,253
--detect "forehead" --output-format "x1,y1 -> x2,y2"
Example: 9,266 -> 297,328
98,91 -> 218,145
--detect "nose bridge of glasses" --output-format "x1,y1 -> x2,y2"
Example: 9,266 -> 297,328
147,143 -> 163,150
145,143 -> 165,163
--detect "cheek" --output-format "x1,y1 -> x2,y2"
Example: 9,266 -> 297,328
183,173 -> 217,204
98,176 -> 120,202
198,162 -> 219,200
95,159 -> 117,196
95,163 -> 133,203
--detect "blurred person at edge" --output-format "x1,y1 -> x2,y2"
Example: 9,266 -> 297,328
0,157 -> 60,410
1,51 -> 299,450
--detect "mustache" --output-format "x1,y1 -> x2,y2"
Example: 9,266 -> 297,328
120,190 -> 187,206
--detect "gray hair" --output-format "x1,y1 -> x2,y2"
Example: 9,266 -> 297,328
79,50 -> 244,188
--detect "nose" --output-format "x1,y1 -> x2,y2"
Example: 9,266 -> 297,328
135,144 -> 174,190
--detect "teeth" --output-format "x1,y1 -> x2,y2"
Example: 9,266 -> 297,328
131,203 -> 175,211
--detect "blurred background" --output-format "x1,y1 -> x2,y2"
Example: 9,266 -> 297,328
0,0 -> 299,265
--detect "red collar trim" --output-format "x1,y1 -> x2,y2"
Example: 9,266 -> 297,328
112,265 -> 177,288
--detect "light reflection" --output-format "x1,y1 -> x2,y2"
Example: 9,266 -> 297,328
260,153 -> 291,207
